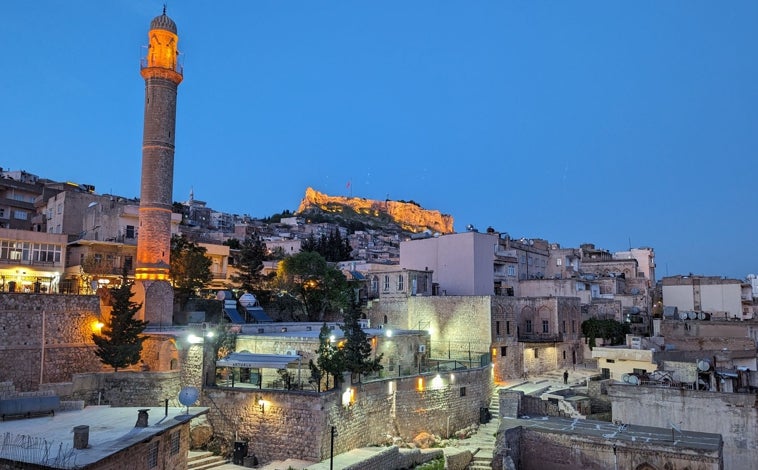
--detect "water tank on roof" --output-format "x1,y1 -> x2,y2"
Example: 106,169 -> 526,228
679,311 -> 689,321
688,311 -> 698,320
239,293 -> 257,307
627,375 -> 640,385
697,360 -> 711,372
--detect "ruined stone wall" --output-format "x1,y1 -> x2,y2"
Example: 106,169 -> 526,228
609,383 -> 753,470
202,366 -> 491,464
46,371 -> 184,407
509,428 -> 720,470
0,293 -> 101,391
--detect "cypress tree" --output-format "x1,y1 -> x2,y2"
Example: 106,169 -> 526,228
92,276 -> 148,372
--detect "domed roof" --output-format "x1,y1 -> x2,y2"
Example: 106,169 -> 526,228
150,8 -> 177,34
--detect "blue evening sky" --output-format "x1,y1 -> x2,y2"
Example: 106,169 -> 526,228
2,2 -> 757,279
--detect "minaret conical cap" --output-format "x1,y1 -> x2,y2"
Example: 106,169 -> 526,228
150,7 -> 177,34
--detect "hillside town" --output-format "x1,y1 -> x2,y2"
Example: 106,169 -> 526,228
1,8 -> 756,470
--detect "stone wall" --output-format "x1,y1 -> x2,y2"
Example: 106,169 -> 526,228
509,427 -> 720,470
202,366 -> 492,464
41,371 -> 184,407
0,293 -> 101,391
609,383 -> 756,470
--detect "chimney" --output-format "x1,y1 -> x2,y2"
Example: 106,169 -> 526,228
73,425 -> 89,449
136,409 -> 150,428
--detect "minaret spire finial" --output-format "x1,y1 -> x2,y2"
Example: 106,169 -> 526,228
163,4 -> 167,15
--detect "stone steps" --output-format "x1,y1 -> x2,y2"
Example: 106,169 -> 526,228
188,451 -> 229,470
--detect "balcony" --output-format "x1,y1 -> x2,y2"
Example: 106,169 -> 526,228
518,333 -> 563,343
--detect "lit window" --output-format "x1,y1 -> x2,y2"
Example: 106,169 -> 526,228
556,258 -> 562,266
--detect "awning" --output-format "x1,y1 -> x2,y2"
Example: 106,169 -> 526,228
216,352 -> 301,369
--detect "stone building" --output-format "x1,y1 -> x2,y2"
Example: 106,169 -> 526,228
0,228 -> 67,294
0,404 -> 207,470
610,383 -> 753,469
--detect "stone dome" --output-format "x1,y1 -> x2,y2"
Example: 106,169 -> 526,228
150,11 -> 177,34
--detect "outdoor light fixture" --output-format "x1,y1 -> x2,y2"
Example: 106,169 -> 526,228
205,330 -> 215,338
257,396 -> 265,413
329,335 -> 335,343
385,330 -> 393,338
187,334 -> 203,344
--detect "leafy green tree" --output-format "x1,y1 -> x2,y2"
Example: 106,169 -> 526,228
92,275 -> 148,371
230,235 -> 267,293
275,251 -> 351,322
301,230 -> 353,262
581,318 -> 630,350
223,238 -> 242,250
340,308 -> 383,382
170,235 -> 213,308
309,323 -> 344,391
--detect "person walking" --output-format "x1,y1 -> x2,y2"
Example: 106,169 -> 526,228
563,370 -> 569,385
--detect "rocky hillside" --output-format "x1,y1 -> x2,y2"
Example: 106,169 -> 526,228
296,187 -> 454,234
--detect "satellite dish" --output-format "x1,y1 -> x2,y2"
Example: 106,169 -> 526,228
697,360 -> 711,372
627,375 -> 639,385
178,387 -> 199,413
622,374 -> 630,383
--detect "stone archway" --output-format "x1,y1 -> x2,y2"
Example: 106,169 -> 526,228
635,463 -> 658,470
158,338 -> 179,371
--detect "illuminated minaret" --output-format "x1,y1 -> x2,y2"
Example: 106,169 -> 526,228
135,8 -> 183,325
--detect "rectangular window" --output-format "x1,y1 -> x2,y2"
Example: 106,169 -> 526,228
460,387 -> 466,397
384,275 -> 390,291
495,321 -> 500,336
506,321 -> 510,335
556,258 -> 562,266
57,203 -> 62,215
170,431 -> 181,455
534,348 -> 539,359
397,275 -> 404,291
13,210 -> 27,220
542,320 -> 549,333
507,265 -> 515,276
147,441 -> 159,468
526,320 -> 532,333
562,321 -> 566,333
572,320 -> 576,333
606,359 -> 615,364
126,225 -> 135,239
500,346 -> 507,356
0,208 -> 5,218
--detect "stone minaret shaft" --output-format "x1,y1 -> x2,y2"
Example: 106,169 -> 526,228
135,10 -> 182,325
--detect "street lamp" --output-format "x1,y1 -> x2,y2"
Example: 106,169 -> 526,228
330,426 -> 338,470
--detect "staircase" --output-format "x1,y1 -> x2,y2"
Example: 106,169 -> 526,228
466,387 -> 501,470
188,450 -> 229,470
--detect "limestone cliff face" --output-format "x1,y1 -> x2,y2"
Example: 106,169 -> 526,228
296,187 -> 454,234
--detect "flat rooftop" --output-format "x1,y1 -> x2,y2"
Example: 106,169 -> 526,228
502,416 -> 722,452
0,405 -> 208,468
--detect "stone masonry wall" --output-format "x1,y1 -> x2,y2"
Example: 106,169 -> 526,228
610,383 -> 756,470
0,293 -> 101,391
202,366 -> 492,464
512,427 -> 720,470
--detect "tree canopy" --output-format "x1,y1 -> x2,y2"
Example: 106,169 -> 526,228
170,235 -> 213,308
91,276 -> 148,371
301,230 -> 353,262
229,235 -> 267,293
274,251 -> 351,322
581,318 -> 630,349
